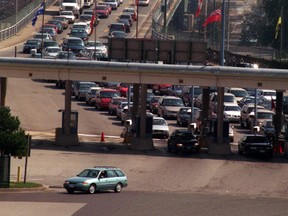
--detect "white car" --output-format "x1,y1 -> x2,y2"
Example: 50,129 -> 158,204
257,89 -> 276,100
72,22 -> 92,35
85,41 -> 108,54
223,103 -> 241,122
85,86 -> 102,105
59,10 -> 75,24
138,0 -> 149,6
228,87 -> 249,103
152,116 -> 169,139
43,46 -> 62,58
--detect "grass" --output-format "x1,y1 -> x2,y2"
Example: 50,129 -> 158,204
9,181 -> 43,188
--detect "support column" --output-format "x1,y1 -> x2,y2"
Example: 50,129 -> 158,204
0,78 -> 7,107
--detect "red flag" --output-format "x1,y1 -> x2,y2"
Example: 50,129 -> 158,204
195,0 -> 203,18
203,9 -> 221,27
90,9 -> 95,32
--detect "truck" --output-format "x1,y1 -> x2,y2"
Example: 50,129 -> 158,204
59,0 -> 84,18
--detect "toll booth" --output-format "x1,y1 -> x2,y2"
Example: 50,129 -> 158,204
135,115 -> 153,138
60,110 -> 79,135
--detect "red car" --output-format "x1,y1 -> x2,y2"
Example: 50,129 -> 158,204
122,8 -> 137,21
96,5 -> 110,18
108,97 -> 127,115
116,83 -> 130,97
95,88 -> 120,110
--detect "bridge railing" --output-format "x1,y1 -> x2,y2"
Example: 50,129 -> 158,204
0,0 -> 56,42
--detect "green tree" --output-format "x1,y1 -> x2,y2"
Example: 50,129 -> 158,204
0,107 -> 27,157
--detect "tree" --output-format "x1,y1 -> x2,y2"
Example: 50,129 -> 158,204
0,107 -> 27,157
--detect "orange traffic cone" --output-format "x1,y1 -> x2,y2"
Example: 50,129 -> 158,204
101,132 -> 105,142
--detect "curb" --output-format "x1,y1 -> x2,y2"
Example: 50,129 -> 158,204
0,185 -> 48,192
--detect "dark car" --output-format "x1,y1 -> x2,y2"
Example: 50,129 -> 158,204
69,28 -> 89,41
118,13 -> 133,26
61,37 -> 86,55
43,39 -> 59,49
55,51 -> 77,60
117,19 -> 130,33
238,134 -> 273,158
167,129 -> 200,154
22,38 -> 42,53
176,107 -> 199,127
259,120 -> 275,138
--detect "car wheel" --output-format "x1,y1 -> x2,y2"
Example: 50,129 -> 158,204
114,183 -> 122,193
88,184 -> 96,194
67,189 -> 74,194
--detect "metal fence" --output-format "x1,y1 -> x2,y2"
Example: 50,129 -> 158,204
0,0 -> 57,42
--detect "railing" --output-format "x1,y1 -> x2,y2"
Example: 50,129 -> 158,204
0,0 -> 57,42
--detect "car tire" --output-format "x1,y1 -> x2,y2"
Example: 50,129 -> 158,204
114,183 -> 122,193
67,189 -> 74,194
88,184 -> 96,194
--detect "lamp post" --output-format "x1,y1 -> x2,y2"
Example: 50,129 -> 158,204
94,0 -> 97,61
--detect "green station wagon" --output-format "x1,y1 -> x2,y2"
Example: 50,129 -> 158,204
63,166 -> 128,194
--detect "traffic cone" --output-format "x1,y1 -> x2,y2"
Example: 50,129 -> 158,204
101,132 -> 105,142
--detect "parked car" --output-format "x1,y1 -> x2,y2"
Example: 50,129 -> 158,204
63,166 -> 128,194
22,38 -> 42,53
167,129 -> 200,154
152,116 -> 169,139
238,134 -> 273,158
74,82 -> 98,100
85,86 -> 102,105
108,97 -> 127,115
157,96 -> 185,119
95,88 -> 121,110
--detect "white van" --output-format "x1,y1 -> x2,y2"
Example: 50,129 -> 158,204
84,0 -> 93,7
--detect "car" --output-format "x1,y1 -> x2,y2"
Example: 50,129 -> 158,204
42,46 -> 62,58
237,96 -> 255,108
97,2 -> 112,14
22,38 -> 42,54
116,101 -> 133,119
46,20 -> 64,33
176,107 -> 199,127
61,37 -> 86,55
222,103 -> 241,122
257,89 -> 276,100
152,84 -> 172,94
85,41 -> 108,59
74,81 -> 98,100
63,166 -> 128,194
79,14 -> 98,27
59,10 -> 75,24
55,51 -> 77,60
69,28 -> 89,41
247,109 -> 275,132
157,96 -> 185,119
116,83 -> 129,97
108,23 -> 125,35
72,22 -> 92,35
103,0 -> 119,10
95,5 -> 110,18
40,26 -> 58,39
227,87 -> 249,103
53,16 -> 69,29
181,86 -> 202,106
167,129 -> 200,154
42,39 -> 59,49
33,33 -> 53,41
152,116 -> 169,139
120,105 -> 134,124
238,134 -> 273,158
240,104 -> 265,128
95,88 -> 121,110
138,0 -> 149,6
209,92 -> 237,112
117,19 -> 131,33
42,23 -> 59,34
109,31 -> 127,38
85,86 -> 102,105
259,119 -> 275,138
79,48 -> 109,61
123,7 -> 137,21
108,97 -> 127,115
118,13 -> 133,26
149,96 -> 161,114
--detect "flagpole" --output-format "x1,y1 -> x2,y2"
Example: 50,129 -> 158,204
94,0 -> 97,61
280,4 -> 284,63
41,1 -> 45,59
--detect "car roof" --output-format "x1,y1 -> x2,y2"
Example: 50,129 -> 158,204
93,166 -> 121,170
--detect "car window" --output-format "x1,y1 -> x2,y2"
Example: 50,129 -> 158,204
153,118 -> 167,126
107,170 -> 117,178
163,99 -> 183,106
78,169 -> 98,177
115,170 -> 125,177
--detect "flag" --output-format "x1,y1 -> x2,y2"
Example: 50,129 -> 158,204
195,0 -> 203,18
90,9 -> 95,32
275,16 -> 281,39
32,2 -> 45,26
202,9 -> 221,27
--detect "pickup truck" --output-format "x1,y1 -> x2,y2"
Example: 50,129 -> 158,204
60,0 -> 84,18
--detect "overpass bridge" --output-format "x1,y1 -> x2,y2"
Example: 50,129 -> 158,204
0,57 -> 287,154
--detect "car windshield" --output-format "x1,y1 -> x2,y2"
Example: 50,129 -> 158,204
224,95 -> 235,102
245,136 -> 268,143
78,169 -> 99,177
153,118 -> 167,126
263,92 -> 276,96
97,6 -> 108,10
163,99 -> 184,106
46,48 -> 61,52
225,106 -> 240,111
175,132 -> 197,140
27,40 -> 39,45
67,39 -> 83,45
257,112 -> 273,119
231,90 -> 248,97
101,91 -> 120,98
